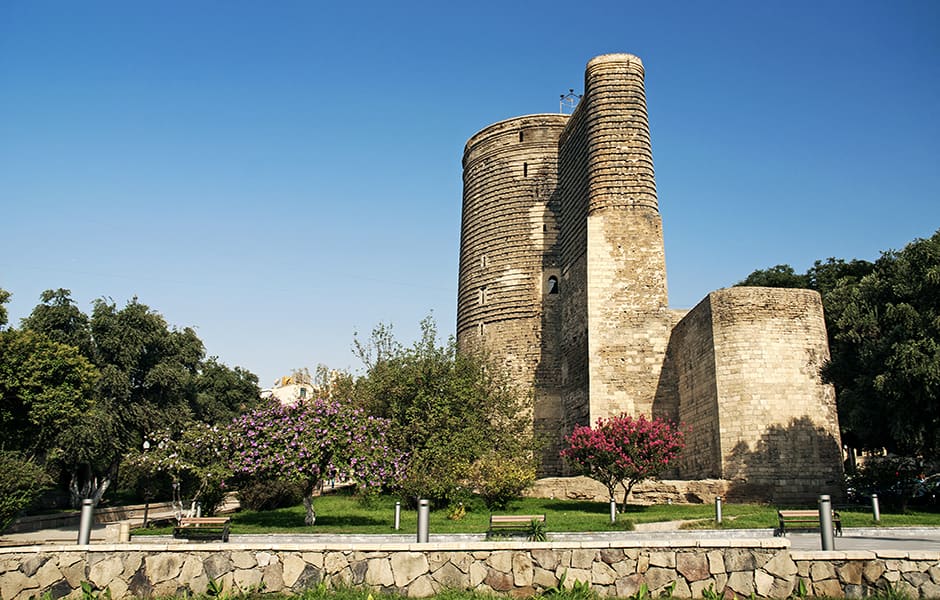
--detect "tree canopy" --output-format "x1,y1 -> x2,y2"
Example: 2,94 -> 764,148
352,316 -> 537,508
1,288 -> 261,508
737,230 -> 940,457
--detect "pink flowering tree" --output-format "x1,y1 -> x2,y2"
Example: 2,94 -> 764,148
227,398 -> 405,525
560,414 -> 685,510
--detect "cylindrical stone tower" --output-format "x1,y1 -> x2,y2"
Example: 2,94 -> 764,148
580,53 -> 672,419
457,114 -> 569,470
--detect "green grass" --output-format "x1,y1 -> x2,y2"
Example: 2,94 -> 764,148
131,490 -> 940,536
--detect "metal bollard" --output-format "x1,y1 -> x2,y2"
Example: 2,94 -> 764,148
818,494 -> 835,550
394,501 -> 401,530
609,498 -> 617,523
77,499 -> 94,545
871,493 -> 881,522
715,495 -> 723,525
196,502 -> 202,518
417,499 -> 429,543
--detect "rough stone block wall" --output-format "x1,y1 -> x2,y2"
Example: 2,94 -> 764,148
3,542 -> 939,599
457,114 -> 570,472
586,210 -> 671,419
707,287 -> 842,502
668,298 -> 722,479
557,100 -> 591,455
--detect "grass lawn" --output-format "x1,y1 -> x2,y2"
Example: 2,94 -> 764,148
132,490 -> 940,536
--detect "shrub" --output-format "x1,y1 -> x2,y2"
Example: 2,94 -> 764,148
238,479 -> 305,511
471,451 -> 536,510
0,452 -> 51,531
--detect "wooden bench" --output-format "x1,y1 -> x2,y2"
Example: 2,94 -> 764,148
488,514 -> 545,537
774,510 -> 842,537
172,517 -> 231,542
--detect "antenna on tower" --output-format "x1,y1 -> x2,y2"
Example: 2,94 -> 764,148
559,88 -> 581,114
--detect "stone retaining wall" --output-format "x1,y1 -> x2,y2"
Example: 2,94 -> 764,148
2,541 -> 939,599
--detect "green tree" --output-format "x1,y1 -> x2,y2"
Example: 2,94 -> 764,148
353,317 -> 537,507
193,357 -> 260,424
0,288 -> 11,329
822,231 -> 940,456
736,264 -> 808,288
20,289 -> 94,357
737,232 -> 938,456
0,451 -> 51,532
0,329 -> 99,459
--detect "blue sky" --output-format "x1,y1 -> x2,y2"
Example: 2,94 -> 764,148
2,1 -> 938,387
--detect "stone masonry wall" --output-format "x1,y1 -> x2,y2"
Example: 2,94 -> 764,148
581,55 -> 671,423
707,287 -> 842,503
667,298 -> 722,480
457,114 -> 570,472
2,541 -> 939,600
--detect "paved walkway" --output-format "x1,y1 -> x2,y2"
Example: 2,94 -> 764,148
3,523 -> 939,552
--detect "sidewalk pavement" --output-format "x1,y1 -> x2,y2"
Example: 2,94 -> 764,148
3,525 -> 939,552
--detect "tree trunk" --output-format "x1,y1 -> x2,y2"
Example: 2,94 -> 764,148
68,472 -> 82,509
619,480 -> 637,512
302,494 -> 317,526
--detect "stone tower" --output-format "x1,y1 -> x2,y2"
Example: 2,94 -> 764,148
457,54 -> 843,501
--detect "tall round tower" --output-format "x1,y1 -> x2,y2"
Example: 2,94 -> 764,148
457,114 -> 568,465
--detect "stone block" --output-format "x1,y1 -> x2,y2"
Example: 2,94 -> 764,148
648,551 -> 675,568
391,552 -> 429,587
262,562 -> 285,592
812,578 -> 843,598
532,549 -> 558,570
230,551 -> 256,569
676,552 -> 708,582
571,549 -> 597,569
645,567 -> 677,591
838,561 -> 864,585
204,554 -> 232,581
431,562 -> 467,589
325,552 -> 349,574
233,567 -> 263,591
810,561 -> 837,581
754,570 -> 774,596
145,554 -> 185,583
1,569 -> 37,600
615,574 -> 643,597
591,561 -> 617,585
485,569 -> 515,591
469,562 -> 488,587
726,571 -> 753,596
762,552 -> 797,578
282,555 -> 307,588
707,550 -> 725,574
488,551 -> 513,573
513,553 -> 534,587
408,574 -> 436,598
364,558 -> 394,587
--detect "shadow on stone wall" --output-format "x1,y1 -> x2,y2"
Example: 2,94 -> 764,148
723,416 -> 843,504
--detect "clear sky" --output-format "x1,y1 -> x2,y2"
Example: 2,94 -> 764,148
2,1 -> 938,388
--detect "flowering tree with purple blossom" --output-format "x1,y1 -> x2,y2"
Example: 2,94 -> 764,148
561,414 -> 685,511
227,398 -> 404,525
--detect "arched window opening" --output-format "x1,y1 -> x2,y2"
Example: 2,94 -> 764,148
547,276 -> 559,295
